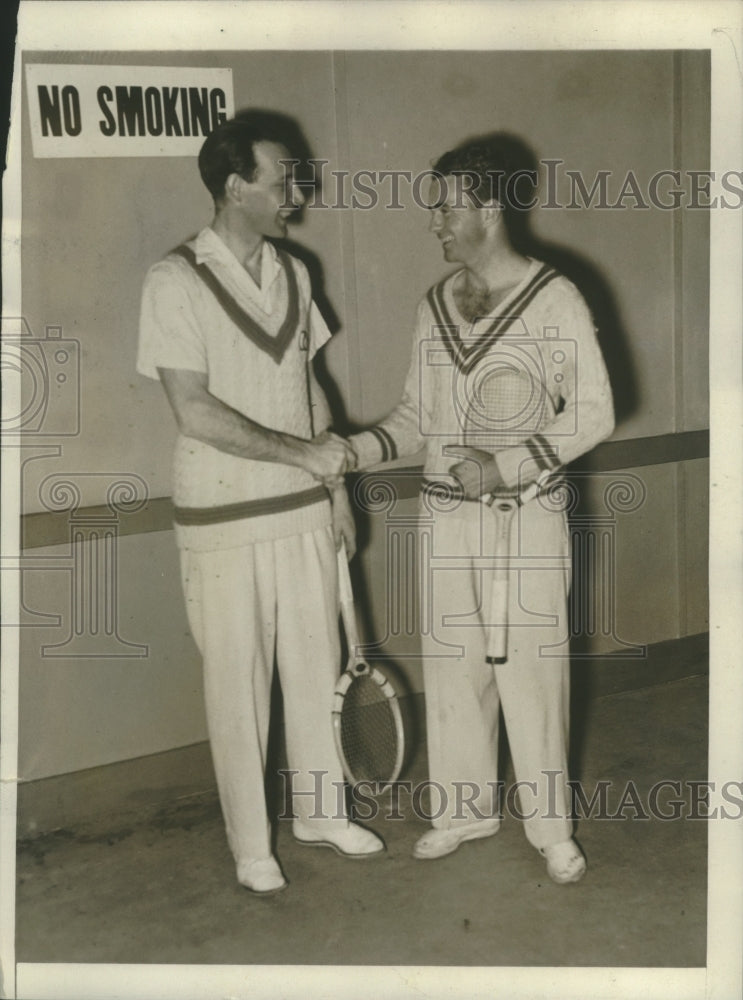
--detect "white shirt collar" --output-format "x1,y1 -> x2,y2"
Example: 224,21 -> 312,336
193,227 -> 282,298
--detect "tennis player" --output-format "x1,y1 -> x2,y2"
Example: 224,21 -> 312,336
137,113 -> 384,895
347,134 -> 614,884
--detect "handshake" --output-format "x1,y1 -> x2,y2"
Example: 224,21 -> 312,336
303,429 -> 358,488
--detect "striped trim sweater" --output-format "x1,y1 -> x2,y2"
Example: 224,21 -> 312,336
349,259 -> 614,496
137,228 -> 332,551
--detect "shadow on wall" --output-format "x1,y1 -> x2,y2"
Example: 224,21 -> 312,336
478,130 -> 638,427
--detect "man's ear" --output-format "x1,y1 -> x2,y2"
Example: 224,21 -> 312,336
481,200 -> 504,227
224,172 -> 246,204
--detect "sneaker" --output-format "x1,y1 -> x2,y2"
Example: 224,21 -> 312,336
236,856 -> 288,895
293,821 -> 385,857
540,839 -> 587,884
412,818 -> 501,860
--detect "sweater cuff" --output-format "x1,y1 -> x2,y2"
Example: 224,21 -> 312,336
348,428 -> 397,470
495,439 -> 561,491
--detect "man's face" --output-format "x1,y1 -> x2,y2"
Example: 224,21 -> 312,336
238,141 -> 304,239
428,174 -> 488,267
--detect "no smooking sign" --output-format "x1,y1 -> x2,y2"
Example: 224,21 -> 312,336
25,64 -> 235,157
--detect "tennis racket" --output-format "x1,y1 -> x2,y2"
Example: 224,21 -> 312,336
461,361 -> 557,665
332,545 -> 405,789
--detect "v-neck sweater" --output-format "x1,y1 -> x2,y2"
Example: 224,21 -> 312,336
350,260 -> 614,496
138,228 -> 333,550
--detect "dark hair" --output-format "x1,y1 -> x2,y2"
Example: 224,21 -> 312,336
198,110 -> 297,203
432,132 -> 537,214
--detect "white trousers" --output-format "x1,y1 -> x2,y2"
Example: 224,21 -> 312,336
180,525 -> 349,865
421,498 -> 573,849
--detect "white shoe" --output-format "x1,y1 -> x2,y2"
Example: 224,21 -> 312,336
236,856 -> 288,895
540,839 -> 587,884
293,821 -> 385,857
413,819 -> 501,860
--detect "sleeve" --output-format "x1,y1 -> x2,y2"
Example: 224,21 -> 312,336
349,299 -> 431,469
494,280 -> 615,489
137,259 -> 208,381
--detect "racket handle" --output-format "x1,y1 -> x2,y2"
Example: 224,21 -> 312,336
485,499 -> 516,665
485,582 -> 508,664
336,543 -> 362,654
520,480 -> 540,505
336,540 -> 354,606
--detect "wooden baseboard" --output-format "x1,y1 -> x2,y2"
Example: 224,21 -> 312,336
571,630 -> 708,700
17,632 -> 708,840
17,742 -> 217,842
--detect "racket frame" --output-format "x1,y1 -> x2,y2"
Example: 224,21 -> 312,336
332,545 -> 405,789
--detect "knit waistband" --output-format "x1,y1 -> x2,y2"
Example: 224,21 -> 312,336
173,485 -> 330,526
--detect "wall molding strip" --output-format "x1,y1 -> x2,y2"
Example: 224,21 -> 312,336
20,429 -> 709,550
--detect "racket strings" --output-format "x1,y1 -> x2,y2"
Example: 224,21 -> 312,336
339,674 -> 400,785
461,371 -> 546,502
464,370 -> 544,451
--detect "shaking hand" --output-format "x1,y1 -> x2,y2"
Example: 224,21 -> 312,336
443,444 -> 503,500
304,430 -> 358,486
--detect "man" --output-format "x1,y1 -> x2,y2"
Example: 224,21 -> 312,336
137,113 -> 384,895
347,134 -> 614,883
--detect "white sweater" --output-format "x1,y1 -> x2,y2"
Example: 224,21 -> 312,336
138,228 -> 332,550
350,260 -> 615,496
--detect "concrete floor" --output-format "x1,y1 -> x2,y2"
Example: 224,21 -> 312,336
16,673 -> 707,968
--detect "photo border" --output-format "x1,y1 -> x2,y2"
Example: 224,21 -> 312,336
2,2 -> 741,998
